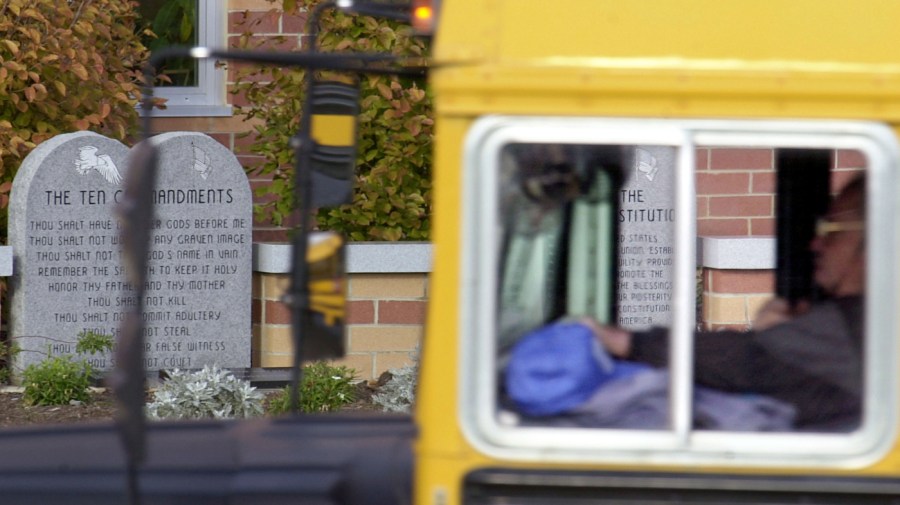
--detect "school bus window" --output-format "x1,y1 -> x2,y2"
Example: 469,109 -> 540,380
498,143 -> 675,428
499,142 -> 866,434
463,117 -> 896,465
496,143 -> 623,344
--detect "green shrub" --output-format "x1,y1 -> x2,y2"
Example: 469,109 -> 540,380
22,355 -> 92,406
267,362 -> 356,415
0,340 -> 19,385
0,0 -> 153,242
20,331 -> 114,406
232,0 -> 433,241
146,365 -> 265,420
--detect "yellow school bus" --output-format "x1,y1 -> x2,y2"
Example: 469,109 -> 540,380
3,1 -> 900,503
415,0 -> 900,503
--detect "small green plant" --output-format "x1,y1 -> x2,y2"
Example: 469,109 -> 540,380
75,330 -> 115,357
267,362 -> 357,415
146,365 -> 265,420
372,349 -> 419,414
0,340 -> 20,385
20,331 -> 114,406
22,355 -> 92,406
75,330 -> 115,383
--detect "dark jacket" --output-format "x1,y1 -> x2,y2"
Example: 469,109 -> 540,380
628,296 -> 863,430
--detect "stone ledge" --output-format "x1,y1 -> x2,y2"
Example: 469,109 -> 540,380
256,237 -> 771,273
698,236 -> 775,270
254,240 -> 433,274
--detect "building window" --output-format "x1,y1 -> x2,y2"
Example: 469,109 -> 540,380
139,0 -> 231,117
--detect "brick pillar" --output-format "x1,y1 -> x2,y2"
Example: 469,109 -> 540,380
698,236 -> 776,331
250,271 -> 427,379
251,242 -> 431,381
702,269 -> 775,331
253,273 -> 292,367
345,273 -> 426,380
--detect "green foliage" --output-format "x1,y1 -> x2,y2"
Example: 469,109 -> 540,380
0,0 -> 152,242
267,362 -> 356,415
232,1 -> 433,240
22,355 -> 92,406
146,365 -> 265,420
74,330 -> 115,356
20,331 -> 114,406
139,0 -> 197,86
0,340 -> 20,385
144,0 -> 196,50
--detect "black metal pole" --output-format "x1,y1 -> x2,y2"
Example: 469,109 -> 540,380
287,0 -> 337,415
107,61 -> 165,505
775,148 -> 831,303
137,3 -> 425,419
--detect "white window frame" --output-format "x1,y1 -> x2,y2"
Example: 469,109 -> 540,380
143,0 -> 231,117
459,116 -> 900,469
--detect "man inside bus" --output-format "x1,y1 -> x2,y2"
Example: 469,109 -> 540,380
505,174 -> 865,431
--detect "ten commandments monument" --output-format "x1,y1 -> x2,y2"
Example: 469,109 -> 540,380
9,131 -> 252,373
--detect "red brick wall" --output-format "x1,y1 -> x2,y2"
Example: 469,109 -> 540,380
227,1 -> 308,241
701,269 -> 775,331
697,149 -> 864,329
696,148 -> 865,237
148,1 -> 308,242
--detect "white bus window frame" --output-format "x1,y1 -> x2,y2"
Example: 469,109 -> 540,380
142,0 -> 231,118
459,116 -> 900,470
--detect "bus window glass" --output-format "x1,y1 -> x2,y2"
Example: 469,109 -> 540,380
464,117 -> 895,464
496,143 -> 673,429
689,148 -> 866,433
497,142 -> 867,434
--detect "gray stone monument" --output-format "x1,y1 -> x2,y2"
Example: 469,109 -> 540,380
616,146 -> 676,330
10,131 -> 252,374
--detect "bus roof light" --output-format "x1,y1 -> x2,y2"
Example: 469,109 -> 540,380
412,0 -> 437,35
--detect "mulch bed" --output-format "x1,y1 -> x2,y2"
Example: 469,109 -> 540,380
0,389 -> 118,427
0,380 -> 385,428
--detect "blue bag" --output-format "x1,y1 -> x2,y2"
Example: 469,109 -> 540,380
506,321 -> 629,416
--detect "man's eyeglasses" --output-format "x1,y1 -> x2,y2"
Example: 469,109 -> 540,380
815,218 -> 864,238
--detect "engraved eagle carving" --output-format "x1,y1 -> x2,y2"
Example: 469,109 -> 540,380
192,143 -> 212,180
636,148 -> 659,182
75,145 -> 122,185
